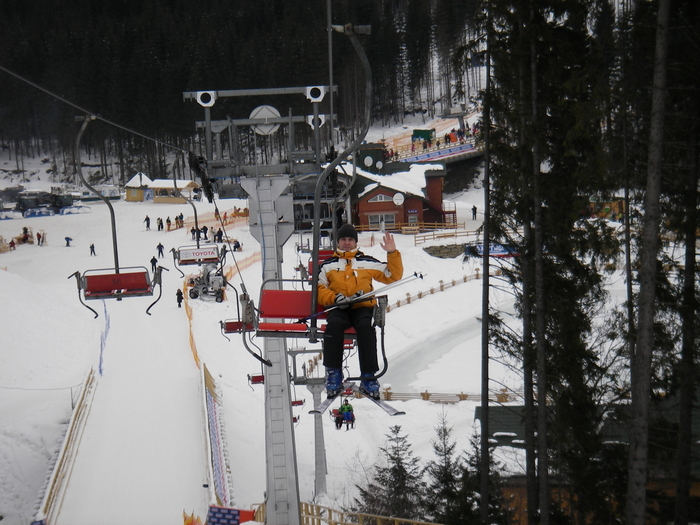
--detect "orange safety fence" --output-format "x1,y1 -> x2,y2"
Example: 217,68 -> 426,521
182,280 -> 201,369
180,252 -> 261,369
224,251 -> 262,282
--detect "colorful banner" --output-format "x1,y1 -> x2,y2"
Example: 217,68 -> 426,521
464,243 -> 519,258
400,142 -> 476,163
206,506 -> 255,525
203,365 -> 231,507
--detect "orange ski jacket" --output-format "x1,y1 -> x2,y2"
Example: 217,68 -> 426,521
317,249 -> 403,308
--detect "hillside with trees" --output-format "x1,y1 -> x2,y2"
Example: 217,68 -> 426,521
1,0 -> 699,523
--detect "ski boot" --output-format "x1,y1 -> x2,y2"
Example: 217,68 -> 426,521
325,368 -> 343,399
359,374 -> 380,400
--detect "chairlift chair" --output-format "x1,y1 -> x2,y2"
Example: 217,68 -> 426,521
69,265 -> 167,318
171,244 -> 221,277
220,276 -> 390,380
69,117 -> 167,318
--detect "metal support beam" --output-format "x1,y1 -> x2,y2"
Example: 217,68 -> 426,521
308,382 -> 327,496
184,86 -> 337,101
241,175 -> 300,525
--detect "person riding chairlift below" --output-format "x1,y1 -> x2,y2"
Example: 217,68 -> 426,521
317,224 -> 403,399
339,398 -> 354,430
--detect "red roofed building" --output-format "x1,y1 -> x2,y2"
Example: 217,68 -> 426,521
352,167 -> 455,231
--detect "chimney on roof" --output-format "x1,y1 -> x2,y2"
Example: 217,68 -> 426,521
424,168 -> 445,209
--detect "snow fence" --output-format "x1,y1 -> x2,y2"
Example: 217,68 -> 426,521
30,367 -> 98,525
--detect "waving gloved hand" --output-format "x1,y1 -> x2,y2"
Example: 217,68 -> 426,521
334,290 -> 364,309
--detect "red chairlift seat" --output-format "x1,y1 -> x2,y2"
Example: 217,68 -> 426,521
69,265 -> 166,318
221,287 -> 357,339
220,279 -> 387,373
82,267 -> 154,300
331,407 -> 355,419
307,249 -> 336,279
222,320 -> 250,333
248,373 -> 265,385
255,288 -> 356,339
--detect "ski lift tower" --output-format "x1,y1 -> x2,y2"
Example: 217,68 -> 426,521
185,85 -> 333,525
243,174 -> 299,525
185,24 -> 371,525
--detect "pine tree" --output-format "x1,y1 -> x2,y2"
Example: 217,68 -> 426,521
423,413 -> 464,524
459,435 -> 506,524
353,425 -> 426,521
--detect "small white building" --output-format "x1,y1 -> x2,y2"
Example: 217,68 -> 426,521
124,174 -> 200,204
124,173 -> 154,202
149,179 -> 201,204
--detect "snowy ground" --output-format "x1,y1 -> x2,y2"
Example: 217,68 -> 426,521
0,119 -> 523,524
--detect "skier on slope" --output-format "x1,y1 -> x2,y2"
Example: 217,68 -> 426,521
317,223 -> 403,399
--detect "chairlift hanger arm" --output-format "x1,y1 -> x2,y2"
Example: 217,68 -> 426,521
68,270 -> 99,318
146,266 -> 168,315
242,335 -> 273,367
310,27 -> 373,328
75,115 -> 120,272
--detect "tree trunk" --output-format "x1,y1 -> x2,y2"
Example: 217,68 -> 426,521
518,19 -> 538,521
674,118 -> 698,525
530,4 -> 549,523
479,15 -> 492,522
522,219 -> 538,525
625,0 -> 670,523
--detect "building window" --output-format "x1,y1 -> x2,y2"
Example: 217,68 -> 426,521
367,213 -> 396,230
408,214 -> 419,224
368,193 -> 392,203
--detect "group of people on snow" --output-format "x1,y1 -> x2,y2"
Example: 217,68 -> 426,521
11,206 -> 397,418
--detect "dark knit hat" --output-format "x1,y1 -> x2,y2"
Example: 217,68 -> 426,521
336,223 -> 358,241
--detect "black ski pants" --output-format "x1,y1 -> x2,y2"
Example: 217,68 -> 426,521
323,306 -> 377,375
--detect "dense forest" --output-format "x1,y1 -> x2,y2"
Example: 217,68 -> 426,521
0,0 -> 483,181
2,0 -> 700,524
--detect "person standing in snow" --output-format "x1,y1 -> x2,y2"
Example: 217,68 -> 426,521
150,256 -> 158,273
176,288 -> 184,308
144,216 -> 151,230
90,243 -> 96,256
156,243 -> 164,258
317,224 -> 402,399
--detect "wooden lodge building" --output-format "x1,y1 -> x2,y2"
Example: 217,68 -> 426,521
350,166 -> 457,232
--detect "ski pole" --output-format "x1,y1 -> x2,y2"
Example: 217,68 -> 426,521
301,271 -> 425,322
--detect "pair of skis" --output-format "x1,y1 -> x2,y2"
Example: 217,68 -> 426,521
309,382 -> 405,417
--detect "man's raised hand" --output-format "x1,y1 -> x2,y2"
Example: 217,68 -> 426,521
380,232 -> 396,253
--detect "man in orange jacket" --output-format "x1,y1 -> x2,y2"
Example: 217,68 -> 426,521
317,224 -> 403,398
